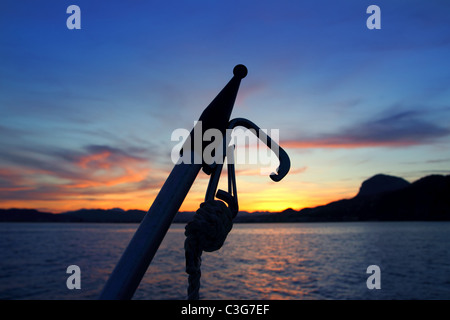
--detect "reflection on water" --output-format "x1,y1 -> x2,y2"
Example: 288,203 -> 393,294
1,222 -> 449,299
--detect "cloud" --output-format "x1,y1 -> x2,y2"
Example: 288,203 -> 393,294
283,108 -> 450,149
0,143 -> 166,205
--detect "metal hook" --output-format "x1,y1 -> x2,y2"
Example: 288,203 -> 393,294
227,117 -> 291,182
204,117 -> 290,217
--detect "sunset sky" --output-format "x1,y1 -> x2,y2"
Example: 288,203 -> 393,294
1,1 -> 450,213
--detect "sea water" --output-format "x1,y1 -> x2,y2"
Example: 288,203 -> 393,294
0,221 -> 449,300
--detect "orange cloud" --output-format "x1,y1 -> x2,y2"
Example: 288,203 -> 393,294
66,149 -> 151,189
77,150 -> 112,169
0,145 -> 162,212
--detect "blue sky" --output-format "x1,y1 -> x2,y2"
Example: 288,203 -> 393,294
1,1 -> 450,212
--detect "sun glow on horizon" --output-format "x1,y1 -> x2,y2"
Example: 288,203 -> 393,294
0,177 -> 357,214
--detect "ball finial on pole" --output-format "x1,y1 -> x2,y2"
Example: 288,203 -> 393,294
233,64 -> 248,79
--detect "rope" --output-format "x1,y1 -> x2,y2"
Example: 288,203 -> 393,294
184,200 -> 234,300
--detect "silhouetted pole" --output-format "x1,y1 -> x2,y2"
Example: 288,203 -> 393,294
99,65 -> 247,300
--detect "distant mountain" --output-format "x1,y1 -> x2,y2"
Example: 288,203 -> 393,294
0,208 -> 72,222
0,208 -> 145,223
62,208 -> 146,223
1,174 -> 449,223
0,207 -> 195,223
291,174 -> 450,222
356,174 -> 410,197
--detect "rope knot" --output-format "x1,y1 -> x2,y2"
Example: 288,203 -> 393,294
184,199 -> 234,299
185,200 -> 233,252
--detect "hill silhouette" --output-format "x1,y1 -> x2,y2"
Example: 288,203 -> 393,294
356,174 -> 410,197
292,174 -> 450,222
1,174 -> 449,223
